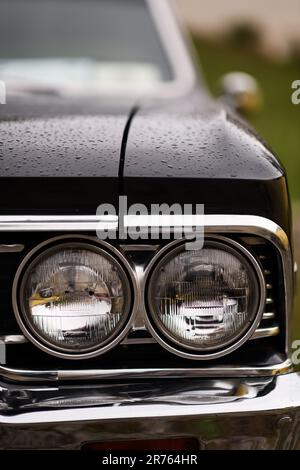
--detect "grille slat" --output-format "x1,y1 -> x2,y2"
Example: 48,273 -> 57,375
262,312 -> 275,320
244,239 -> 280,340
251,326 -> 280,340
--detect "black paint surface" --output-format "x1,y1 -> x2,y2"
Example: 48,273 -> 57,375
0,91 -> 291,236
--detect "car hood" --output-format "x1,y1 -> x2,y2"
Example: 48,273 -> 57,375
0,93 -> 283,180
0,94 -> 288,230
124,103 -> 284,181
0,92 -> 135,214
122,101 -> 289,234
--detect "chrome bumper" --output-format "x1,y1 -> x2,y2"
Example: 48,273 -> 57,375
1,372 -> 300,449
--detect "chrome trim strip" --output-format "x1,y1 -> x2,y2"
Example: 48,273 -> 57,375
120,244 -> 160,252
121,337 -> 156,345
0,244 -> 25,253
0,215 -> 118,232
0,335 -> 27,344
251,326 -> 280,340
124,214 -> 205,229
58,359 -> 292,380
0,366 -> 57,383
0,359 -> 292,384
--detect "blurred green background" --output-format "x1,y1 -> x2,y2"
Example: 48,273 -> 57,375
192,37 -> 300,197
191,34 -> 300,336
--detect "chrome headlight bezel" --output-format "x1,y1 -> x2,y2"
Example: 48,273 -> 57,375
12,236 -> 135,360
145,237 -> 266,360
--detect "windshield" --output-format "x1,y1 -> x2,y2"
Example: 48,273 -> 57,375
0,0 -> 174,93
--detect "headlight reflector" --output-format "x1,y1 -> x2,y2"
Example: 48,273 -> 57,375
147,240 -> 263,357
16,243 -> 131,357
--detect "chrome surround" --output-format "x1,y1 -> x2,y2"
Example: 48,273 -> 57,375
0,214 -> 294,381
0,244 -> 24,253
145,236 -> 266,360
11,236 -> 138,360
122,213 -> 292,357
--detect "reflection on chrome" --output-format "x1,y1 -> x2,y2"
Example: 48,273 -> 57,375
160,298 -> 242,342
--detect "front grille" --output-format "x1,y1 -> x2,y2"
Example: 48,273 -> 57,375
241,236 -> 281,341
0,228 -> 289,382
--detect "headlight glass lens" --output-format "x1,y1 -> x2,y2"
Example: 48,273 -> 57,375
148,243 -> 260,352
20,245 -> 131,353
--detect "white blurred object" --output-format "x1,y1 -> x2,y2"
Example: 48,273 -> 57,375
219,72 -> 263,113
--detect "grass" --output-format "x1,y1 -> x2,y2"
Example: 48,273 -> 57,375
192,37 -> 300,200
192,37 -> 300,340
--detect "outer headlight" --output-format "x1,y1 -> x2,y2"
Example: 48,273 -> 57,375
147,239 -> 265,359
13,241 -> 132,359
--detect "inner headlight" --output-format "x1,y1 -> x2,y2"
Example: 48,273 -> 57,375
147,239 -> 265,359
14,242 -> 132,358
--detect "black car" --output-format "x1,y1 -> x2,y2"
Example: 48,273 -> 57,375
0,0 -> 298,451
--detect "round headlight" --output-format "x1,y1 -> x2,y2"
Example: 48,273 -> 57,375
14,241 -> 132,358
147,239 -> 265,359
